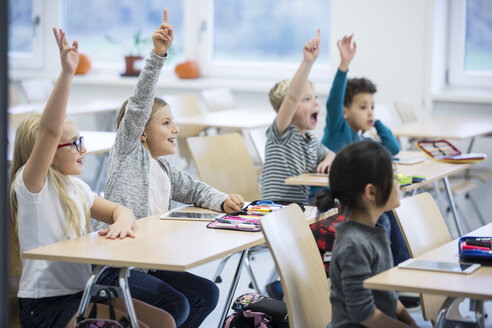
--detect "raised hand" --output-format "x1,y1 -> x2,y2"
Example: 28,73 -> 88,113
53,28 -> 79,74
152,9 -> 174,56
303,29 -> 321,63
337,34 -> 356,71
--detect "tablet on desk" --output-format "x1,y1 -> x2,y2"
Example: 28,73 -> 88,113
398,258 -> 480,274
160,211 -> 220,221
393,157 -> 425,165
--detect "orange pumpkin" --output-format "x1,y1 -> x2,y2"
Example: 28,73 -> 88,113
175,60 -> 200,79
75,53 -> 91,75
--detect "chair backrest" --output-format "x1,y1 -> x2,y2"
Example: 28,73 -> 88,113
374,103 -> 402,128
201,87 -> 235,112
20,79 -> 54,103
394,192 -> 451,258
393,192 -> 452,323
248,127 -> 267,165
187,133 -> 261,201
393,98 -> 419,124
260,204 -> 332,328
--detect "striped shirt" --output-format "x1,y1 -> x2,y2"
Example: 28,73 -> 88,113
260,120 -> 329,203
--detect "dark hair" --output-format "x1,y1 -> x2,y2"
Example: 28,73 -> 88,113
316,140 -> 394,213
344,77 -> 377,107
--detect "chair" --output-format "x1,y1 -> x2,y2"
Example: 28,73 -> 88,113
248,127 -> 267,166
187,133 -> 260,201
393,98 -> 419,124
393,192 -> 454,324
164,93 -> 205,168
187,133 -> 263,290
260,204 -> 332,328
200,87 -> 236,112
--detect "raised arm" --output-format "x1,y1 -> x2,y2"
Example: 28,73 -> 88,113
23,29 -> 78,193
276,29 -> 320,136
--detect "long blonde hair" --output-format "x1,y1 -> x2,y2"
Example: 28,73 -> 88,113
8,114 -> 90,276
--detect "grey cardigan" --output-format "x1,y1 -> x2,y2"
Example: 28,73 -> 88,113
95,51 -> 227,230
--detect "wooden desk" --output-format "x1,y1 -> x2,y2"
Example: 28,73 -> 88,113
174,108 -> 276,130
285,151 -> 472,236
392,116 -> 492,140
364,223 -> 492,326
23,205 -> 321,328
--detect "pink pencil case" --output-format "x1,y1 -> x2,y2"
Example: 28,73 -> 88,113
207,220 -> 260,232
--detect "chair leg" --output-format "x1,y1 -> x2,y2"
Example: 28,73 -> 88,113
213,254 -> 233,283
244,252 -> 261,294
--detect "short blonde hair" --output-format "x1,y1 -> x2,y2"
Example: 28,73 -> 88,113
269,79 -> 315,113
115,97 -> 168,130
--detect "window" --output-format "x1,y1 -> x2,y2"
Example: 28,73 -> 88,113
65,0 -> 184,72
9,0 -> 332,80
8,0 -> 43,68
448,0 -> 492,88
200,0 -> 331,79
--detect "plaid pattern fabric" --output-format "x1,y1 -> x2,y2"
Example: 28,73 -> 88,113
310,213 -> 346,275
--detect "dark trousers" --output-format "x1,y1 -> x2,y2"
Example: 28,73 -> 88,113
19,267 -> 219,328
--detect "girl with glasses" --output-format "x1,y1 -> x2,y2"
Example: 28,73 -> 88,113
9,28 -> 176,328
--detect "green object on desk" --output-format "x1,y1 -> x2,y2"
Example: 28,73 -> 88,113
396,174 -> 426,186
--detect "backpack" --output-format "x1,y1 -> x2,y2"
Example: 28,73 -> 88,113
224,293 -> 289,328
309,214 -> 346,275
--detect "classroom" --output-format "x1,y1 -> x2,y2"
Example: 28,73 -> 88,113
2,0 -> 492,327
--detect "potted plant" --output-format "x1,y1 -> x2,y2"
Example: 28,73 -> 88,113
105,30 -> 151,76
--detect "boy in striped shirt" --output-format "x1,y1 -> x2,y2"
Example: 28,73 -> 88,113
260,30 -> 335,204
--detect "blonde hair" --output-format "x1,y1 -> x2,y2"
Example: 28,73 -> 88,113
115,97 -> 168,130
8,114 -> 90,276
269,79 -> 315,113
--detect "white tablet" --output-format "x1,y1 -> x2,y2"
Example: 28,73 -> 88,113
393,157 -> 425,165
398,258 -> 480,274
160,211 -> 220,221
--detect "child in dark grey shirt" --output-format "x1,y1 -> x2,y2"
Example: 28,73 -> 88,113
316,140 -> 418,328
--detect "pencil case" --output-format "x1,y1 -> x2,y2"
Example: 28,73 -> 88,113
206,220 -> 260,232
458,236 -> 492,263
417,139 -> 486,163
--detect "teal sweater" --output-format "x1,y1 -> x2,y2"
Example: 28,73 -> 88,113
321,70 -> 400,155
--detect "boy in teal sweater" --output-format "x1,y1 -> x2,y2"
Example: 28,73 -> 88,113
321,35 -> 400,155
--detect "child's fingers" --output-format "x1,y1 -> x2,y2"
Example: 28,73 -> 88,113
98,228 -> 109,236
163,8 -> 168,24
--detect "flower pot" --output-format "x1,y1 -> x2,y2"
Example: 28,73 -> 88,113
124,55 -> 144,76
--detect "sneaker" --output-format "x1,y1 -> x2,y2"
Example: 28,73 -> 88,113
265,280 -> 284,300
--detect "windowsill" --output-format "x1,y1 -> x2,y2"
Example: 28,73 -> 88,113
432,86 -> 492,104
71,72 -> 333,96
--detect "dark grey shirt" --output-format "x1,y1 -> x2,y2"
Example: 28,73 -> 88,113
330,220 -> 398,327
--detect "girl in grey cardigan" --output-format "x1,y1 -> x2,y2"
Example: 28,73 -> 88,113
95,11 -> 244,328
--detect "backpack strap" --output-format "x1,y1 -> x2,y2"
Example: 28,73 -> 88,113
243,310 -> 272,328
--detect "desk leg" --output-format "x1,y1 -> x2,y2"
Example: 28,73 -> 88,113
218,249 -> 248,328
442,176 -> 464,236
119,267 -> 139,328
76,265 -> 109,321
434,297 -> 458,328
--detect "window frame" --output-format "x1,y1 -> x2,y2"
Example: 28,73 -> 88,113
448,0 -> 492,88
8,0 -> 44,69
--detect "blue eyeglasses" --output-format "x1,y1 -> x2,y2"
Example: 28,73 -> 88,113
57,136 -> 84,152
